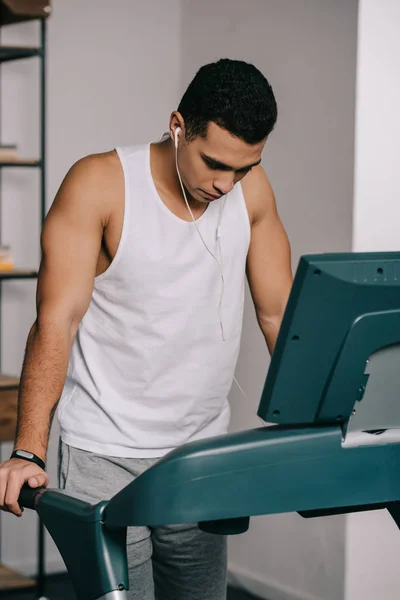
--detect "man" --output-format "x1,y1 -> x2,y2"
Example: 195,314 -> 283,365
0,59 -> 292,599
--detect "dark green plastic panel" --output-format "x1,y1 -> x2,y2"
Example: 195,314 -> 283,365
105,424 -> 400,528
258,252 -> 400,424
36,491 -> 128,600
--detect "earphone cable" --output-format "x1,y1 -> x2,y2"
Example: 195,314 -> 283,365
175,142 -> 226,340
175,136 -> 268,427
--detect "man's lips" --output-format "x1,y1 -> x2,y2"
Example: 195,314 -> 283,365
201,190 -> 222,200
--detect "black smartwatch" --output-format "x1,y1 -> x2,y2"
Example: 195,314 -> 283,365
10,449 -> 46,470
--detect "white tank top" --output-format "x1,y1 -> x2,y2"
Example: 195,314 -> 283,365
58,143 -> 251,457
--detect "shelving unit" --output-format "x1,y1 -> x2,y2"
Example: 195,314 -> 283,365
0,269 -> 38,279
0,159 -> 42,166
0,564 -> 35,590
0,1 -> 50,596
0,44 -> 41,61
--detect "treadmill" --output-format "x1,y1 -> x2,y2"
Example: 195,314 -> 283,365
19,251 -> 400,600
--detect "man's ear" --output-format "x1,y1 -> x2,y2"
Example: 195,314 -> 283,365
169,111 -> 185,143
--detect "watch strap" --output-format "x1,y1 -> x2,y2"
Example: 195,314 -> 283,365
10,450 -> 46,470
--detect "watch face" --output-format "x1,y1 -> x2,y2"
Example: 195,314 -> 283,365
17,450 -> 34,459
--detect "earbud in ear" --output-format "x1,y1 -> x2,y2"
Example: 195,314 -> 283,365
174,127 -> 182,148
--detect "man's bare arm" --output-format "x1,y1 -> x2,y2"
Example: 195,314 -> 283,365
15,155 -> 109,458
0,153 -> 113,515
242,166 -> 293,354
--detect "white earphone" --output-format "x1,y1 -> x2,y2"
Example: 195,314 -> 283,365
174,126 -> 181,148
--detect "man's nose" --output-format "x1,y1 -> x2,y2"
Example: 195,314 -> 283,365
213,175 -> 235,196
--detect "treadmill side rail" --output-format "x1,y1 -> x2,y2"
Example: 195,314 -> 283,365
105,425 -> 400,528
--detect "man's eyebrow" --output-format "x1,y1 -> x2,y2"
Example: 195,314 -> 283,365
201,153 -> 261,172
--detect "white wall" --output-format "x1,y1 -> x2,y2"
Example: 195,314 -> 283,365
0,0 -> 182,575
180,1 -> 357,599
346,1 -> 400,598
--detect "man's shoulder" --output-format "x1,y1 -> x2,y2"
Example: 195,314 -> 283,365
52,150 -> 123,224
71,149 -> 120,181
240,164 -> 277,227
64,150 -> 123,200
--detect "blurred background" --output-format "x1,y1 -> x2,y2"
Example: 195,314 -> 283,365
0,1 -> 399,599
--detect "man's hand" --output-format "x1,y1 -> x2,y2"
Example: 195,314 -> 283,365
0,458 -> 49,517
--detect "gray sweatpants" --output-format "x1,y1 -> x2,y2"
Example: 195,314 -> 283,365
58,440 -> 227,600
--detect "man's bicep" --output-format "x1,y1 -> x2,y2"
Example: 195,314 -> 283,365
244,168 -> 293,328
36,158 -> 105,328
246,211 -> 292,326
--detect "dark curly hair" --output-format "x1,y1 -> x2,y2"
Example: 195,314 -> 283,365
178,58 -> 277,145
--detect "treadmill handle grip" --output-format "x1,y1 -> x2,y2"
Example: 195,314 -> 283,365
18,483 -> 47,510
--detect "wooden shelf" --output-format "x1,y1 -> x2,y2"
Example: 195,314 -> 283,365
0,373 -> 19,443
0,1 -> 51,26
0,45 -> 41,63
0,373 -> 19,387
0,268 -> 38,280
0,159 -> 42,168
0,564 -> 35,590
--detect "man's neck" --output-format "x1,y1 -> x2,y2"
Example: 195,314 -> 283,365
151,138 -> 205,212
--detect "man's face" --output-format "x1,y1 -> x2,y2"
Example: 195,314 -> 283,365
177,122 -> 266,204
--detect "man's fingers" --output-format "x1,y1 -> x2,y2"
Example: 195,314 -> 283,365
27,472 -> 49,488
1,463 -> 48,516
4,469 -> 24,516
0,468 -> 6,509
